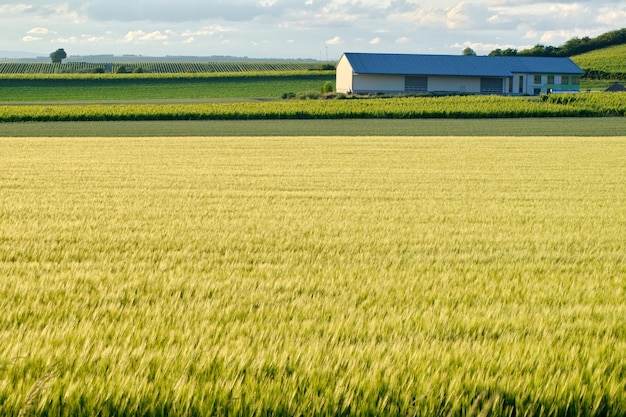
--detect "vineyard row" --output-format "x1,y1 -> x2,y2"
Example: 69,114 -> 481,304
0,61 -> 325,74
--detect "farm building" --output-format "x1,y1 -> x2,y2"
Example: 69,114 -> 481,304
336,52 -> 584,96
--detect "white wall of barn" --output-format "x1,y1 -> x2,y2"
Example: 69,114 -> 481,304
335,55 -> 355,94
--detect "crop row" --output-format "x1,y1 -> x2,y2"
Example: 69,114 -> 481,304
1,94 -> 625,122
0,61 -> 322,74
0,70 -> 327,81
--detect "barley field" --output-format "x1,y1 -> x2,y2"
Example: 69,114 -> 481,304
1,136 -> 625,416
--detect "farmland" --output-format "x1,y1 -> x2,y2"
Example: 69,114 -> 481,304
573,44 -> 626,79
0,72 -> 334,102
1,92 -> 626,122
0,61 -> 323,74
1,53 -> 626,416
1,136 -> 625,416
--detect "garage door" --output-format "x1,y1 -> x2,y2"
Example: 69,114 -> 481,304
405,76 -> 428,93
480,78 -> 503,94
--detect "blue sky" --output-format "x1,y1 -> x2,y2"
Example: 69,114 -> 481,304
1,0 -> 625,59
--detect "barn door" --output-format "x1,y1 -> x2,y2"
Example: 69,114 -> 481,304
405,76 -> 427,93
480,78 -> 503,94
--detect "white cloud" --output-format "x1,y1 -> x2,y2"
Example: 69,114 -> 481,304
538,30 -> 584,45
389,6 -> 446,27
124,30 -> 169,43
0,4 -> 32,13
54,36 -> 79,44
82,35 -> 106,43
22,36 -> 43,42
193,26 -> 237,36
523,30 -> 538,40
548,3 -> 589,17
326,36 -> 343,45
446,2 -> 491,30
2,0 -> 625,59
43,3 -> 87,24
450,40 -> 505,54
27,27 -> 55,35
595,8 -> 626,25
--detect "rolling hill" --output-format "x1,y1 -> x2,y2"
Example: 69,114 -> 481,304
571,43 -> 626,73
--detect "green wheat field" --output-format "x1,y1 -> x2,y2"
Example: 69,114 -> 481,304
1,136 -> 625,416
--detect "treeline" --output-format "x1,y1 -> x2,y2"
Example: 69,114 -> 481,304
489,27 -> 626,57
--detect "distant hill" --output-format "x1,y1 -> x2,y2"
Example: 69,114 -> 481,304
572,44 -> 626,73
0,50 -> 45,60
571,44 -> 626,81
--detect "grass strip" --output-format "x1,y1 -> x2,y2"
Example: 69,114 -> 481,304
2,118 -> 626,137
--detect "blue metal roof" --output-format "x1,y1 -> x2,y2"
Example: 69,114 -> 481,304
342,53 -> 584,77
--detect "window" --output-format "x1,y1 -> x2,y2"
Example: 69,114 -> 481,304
572,76 -> 580,85
561,76 -> 569,85
534,75 -> 542,84
547,75 -> 554,84
519,76 -> 524,93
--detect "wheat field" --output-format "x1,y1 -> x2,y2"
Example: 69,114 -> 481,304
1,136 -> 625,416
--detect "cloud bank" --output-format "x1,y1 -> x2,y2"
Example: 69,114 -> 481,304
1,0 -> 624,59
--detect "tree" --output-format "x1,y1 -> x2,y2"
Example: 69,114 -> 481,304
489,48 -> 518,56
462,47 -> 477,56
49,48 -> 67,64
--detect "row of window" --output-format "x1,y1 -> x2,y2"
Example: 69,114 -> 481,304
533,75 -> 580,85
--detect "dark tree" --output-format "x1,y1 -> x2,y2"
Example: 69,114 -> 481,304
462,47 -> 477,56
489,48 -> 518,56
49,48 -> 67,64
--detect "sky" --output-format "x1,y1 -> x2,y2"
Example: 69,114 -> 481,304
1,0 -> 625,60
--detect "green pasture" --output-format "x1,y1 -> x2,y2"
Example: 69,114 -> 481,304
0,73 -> 334,101
1,136 -> 625,416
2,117 -> 626,137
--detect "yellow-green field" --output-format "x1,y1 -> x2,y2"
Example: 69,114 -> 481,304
1,137 -> 625,416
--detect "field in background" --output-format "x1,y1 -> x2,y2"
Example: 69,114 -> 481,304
1,136 -> 625,416
0,72 -> 334,102
0,61 -> 324,74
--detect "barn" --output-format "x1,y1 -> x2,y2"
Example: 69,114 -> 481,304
336,53 -> 585,96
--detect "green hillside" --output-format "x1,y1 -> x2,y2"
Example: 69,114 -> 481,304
572,43 -> 626,73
